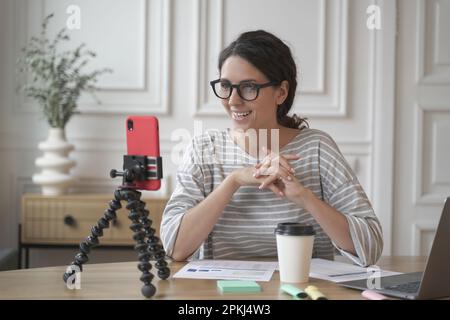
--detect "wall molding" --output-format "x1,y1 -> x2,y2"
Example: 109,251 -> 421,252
193,0 -> 223,117
415,0 -> 450,85
371,0 -> 397,255
412,221 -> 436,256
413,104 -> 450,205
301,0 -> 327,95
0,132 -> 174,153
193,0 -> 348,117
297,0 -> 348,117
13,0 -> 172,115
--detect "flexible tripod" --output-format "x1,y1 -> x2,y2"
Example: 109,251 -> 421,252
63,155 -> 170,298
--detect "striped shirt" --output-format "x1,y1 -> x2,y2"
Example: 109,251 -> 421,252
161,128 -> 383,267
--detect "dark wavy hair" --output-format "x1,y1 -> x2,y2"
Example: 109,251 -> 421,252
218,30 -> 308,130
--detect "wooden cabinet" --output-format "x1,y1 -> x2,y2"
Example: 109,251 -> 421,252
21,194 -> 168,246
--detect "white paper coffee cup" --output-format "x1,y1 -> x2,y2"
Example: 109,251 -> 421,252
275,222 -> 315,283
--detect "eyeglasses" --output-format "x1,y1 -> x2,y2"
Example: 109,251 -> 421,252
210,79 -> 279,101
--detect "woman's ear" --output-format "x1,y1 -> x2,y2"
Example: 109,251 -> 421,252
276,80 -> 289,105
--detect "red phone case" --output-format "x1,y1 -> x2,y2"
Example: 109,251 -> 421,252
126,116 -> 161,191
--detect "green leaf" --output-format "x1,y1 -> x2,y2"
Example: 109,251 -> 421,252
16,13 -> 113,128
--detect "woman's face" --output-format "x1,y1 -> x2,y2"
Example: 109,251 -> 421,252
219,55 -> 288,131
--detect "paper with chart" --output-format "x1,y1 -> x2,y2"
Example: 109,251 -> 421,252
173,260 -> 278,282
309,258 -> 402,283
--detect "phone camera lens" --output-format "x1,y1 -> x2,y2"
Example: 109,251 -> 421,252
127,119 -> 134,131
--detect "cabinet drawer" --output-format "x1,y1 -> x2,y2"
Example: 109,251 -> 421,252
98,199 -> 167,244
21,194 -> 167,246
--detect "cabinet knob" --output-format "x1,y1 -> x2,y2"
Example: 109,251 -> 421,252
63,215 -> 76,226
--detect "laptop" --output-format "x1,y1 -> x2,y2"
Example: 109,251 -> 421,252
340,197 -> 450,299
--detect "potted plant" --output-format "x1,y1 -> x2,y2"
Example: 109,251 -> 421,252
17,13 -> 112,195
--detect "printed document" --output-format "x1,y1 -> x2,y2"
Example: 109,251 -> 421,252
173,258 -> 400,283
309,258 -> 402,283
173,260 -> 278,282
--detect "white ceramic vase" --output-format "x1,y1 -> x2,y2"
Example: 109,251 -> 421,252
32,128 -> 76,196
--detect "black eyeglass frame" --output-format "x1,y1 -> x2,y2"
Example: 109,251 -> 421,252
209,79 -> 280,101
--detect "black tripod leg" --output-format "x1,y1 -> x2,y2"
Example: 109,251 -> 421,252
62,187 -> 170,298
122,190 -> 157,298
63,193 -> 121,285
138,202 -> 170,280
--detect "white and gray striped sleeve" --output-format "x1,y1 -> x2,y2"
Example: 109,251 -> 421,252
160,138 -> 210,259
318,132 -> 383,267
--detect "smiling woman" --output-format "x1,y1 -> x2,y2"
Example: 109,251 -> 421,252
214,31 -> 308,132
161,30 -> 383,267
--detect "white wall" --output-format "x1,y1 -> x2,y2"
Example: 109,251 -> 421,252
393,0 -> 450,256
2,0 -> 445,266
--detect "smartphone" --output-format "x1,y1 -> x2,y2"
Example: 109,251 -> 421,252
126,115 -> 162,190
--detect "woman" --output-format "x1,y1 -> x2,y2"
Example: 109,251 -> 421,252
161,30 -> 383,267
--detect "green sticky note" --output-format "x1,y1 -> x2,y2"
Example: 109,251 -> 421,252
217,280 -> 262,293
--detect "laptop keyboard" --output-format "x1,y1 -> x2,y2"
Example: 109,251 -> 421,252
385,281 -> 420,294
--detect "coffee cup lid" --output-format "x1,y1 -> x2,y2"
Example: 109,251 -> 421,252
274,222 -> 315,236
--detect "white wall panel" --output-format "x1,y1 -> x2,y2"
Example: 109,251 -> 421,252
14,0 -> 172,115
416,0 -> 450,85
194,0 -> 348,117
44,0 -> 147,90
414,105 -> 450,205
394,0 -> 450,256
